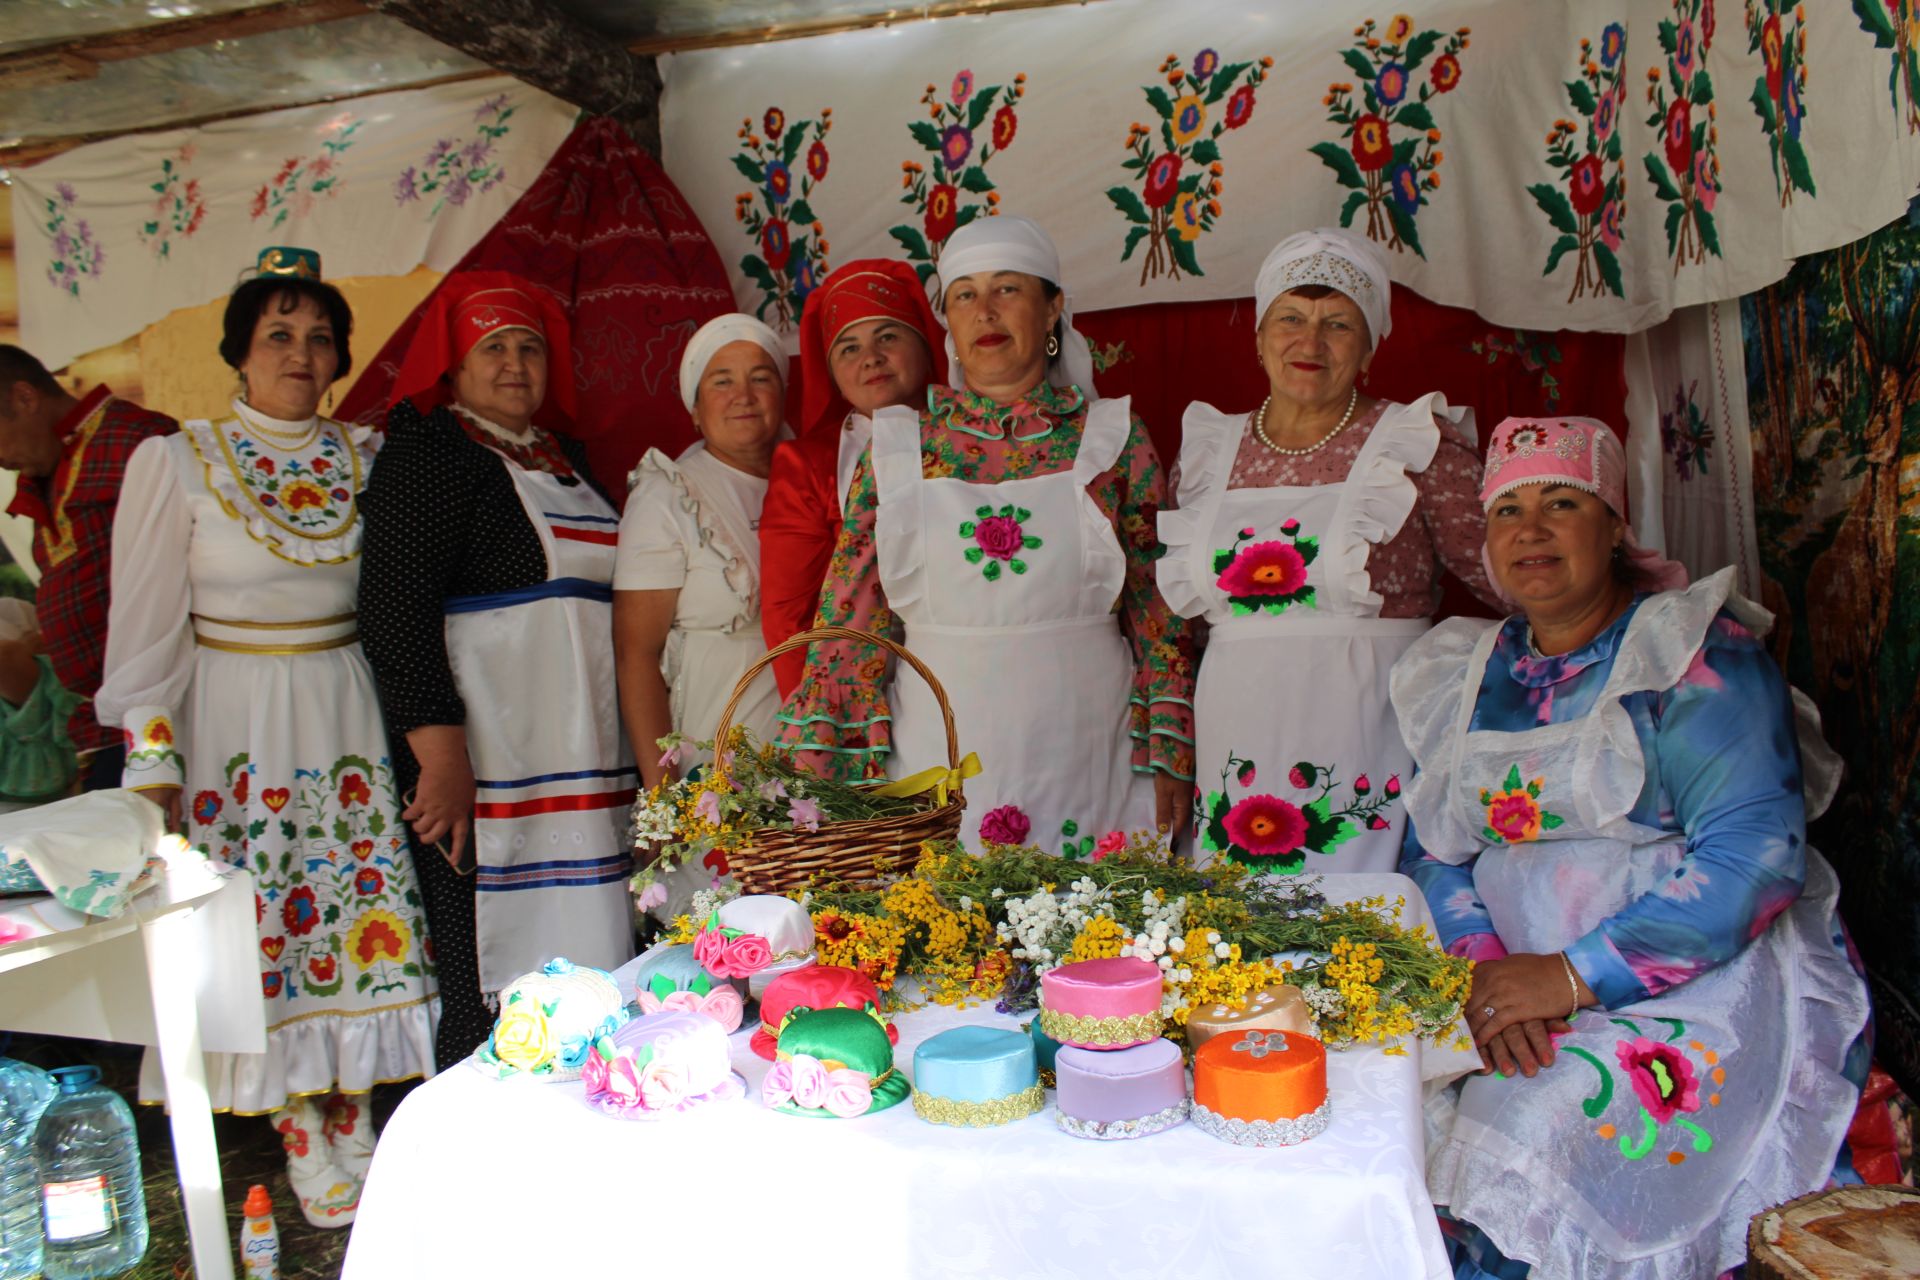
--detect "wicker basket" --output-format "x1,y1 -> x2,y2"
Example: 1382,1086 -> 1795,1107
711,626 -> 966,895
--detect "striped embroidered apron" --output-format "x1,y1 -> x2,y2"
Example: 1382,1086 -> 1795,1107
445,457 -> 636,991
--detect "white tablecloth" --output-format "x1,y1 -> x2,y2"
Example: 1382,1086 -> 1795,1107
343,874 -> 1472,1280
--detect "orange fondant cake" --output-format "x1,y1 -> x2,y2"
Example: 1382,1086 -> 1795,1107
1191,1029 -> 1329,1146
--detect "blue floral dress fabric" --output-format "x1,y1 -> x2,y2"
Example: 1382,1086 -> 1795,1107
1404,599 -> 1818,1007
1391,571 -> 1869,1280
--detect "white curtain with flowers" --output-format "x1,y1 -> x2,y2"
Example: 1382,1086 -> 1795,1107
11,78 -> 576,369
660,0 -> 1920,337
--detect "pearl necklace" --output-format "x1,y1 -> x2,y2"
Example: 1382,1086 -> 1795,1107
234,399 -> 321,450
1252,387 -> 1358,457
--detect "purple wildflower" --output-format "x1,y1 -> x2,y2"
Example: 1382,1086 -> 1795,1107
393,167 -> 419,204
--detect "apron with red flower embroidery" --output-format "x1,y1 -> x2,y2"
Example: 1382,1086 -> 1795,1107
1157,396 -> 1456,874
869,399 -> 1153,853
444,454 -> 637,992
1393,575 -> 1867,1277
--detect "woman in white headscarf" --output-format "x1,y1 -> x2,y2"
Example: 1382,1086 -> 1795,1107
614,314 -> 787,790
776,216 -> 1196,856
1158,227 -> 1502,876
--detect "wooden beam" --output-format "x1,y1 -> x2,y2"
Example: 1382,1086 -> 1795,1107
0,0 -> 367,76
0,50 -> 99,94
0,69 -> 499,169
625,0 -> 1105,56
367,0 -> 661,153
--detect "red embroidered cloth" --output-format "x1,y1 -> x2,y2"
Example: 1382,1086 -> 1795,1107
337,118 -> 735,494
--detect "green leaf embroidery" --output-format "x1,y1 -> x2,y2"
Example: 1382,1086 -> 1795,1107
983,560 -> 1002,581
959,521 -> 976,536
1503,764 -> 1523,791
964,547 -> 984,564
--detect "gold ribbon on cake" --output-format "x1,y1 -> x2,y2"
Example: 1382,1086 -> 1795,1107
1037,1008 -> 1164,1048
870,752 -> 982,806
912,1082 -> 1046,1127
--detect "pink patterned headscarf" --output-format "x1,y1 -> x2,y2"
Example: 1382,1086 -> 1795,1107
1478,416 -> 1688,597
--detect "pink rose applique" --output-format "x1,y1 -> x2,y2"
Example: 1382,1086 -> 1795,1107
822,1067 -> 874,1118
788,1054 -> 830,1109
960,504 -> 1040,582
978,804 -> 1031,846
639,1059 -> 694,1111
761,1059 -> 795,1107
719,933 -> 774,978
692,919 -> 731,971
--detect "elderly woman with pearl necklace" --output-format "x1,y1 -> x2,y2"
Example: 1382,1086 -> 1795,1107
1158,226 -> 1502,876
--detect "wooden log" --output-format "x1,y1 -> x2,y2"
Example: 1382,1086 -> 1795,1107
1748,1184 -> 1920,1280
365,0 -> 661,153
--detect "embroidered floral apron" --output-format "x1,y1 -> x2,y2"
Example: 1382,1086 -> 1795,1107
1396,574 -> 1868,1279
1158,396 -> 1454,874
445,456 -> 636,992
870,400 -> 1152,852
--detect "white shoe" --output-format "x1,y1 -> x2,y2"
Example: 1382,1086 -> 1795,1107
323,1091 -> 377,1181
273,1098 -> 360,1229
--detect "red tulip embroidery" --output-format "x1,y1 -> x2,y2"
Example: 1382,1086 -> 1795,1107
1213,523 -> 1318,615
1480,764 -> 1565,843
960,503 -> 1042,581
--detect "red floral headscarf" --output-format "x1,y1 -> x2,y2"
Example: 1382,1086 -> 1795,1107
796,259 -> 945,437
390,271 -> 576,421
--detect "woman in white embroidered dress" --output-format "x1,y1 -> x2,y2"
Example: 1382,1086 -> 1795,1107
1159,228 -> 1502,875
615,316 -> 785,913
97,251 -> 436,1230
615,314 -> 787,778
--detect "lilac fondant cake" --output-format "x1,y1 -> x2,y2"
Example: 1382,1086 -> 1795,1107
1054,1039 -> 1189,1140
1037,956 -> 1163,1049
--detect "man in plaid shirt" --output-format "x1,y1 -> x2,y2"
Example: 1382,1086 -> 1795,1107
0,345 -> 177,791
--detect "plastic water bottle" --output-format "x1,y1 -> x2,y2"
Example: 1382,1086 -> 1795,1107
32,1066 -> 148,1279
0,1056 -> 56,1280
237,1184 -> 279,1279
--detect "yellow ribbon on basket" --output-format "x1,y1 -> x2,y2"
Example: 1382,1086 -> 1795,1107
870,752 -> 982,806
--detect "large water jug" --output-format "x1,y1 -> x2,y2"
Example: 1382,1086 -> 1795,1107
0,1056 -> 56,1280
32,1066 -> 148,1279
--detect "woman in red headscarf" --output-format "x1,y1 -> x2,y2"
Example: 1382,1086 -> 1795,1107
758,260 -> 944,697
358,272 -> 636,1070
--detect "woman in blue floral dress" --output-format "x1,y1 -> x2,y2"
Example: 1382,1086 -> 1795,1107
1395,415 -> 1868,1280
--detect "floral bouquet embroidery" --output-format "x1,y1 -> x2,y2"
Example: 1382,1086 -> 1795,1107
729,104 -> 834,329
393,92 -> 516,219
1479,764 -> 1566,843
961,503 -> 1042,581
1743,1 -> 1814,203
1311,15 -> 1470,257
1660,379 -> 1714,480
1213,523 -> 1317,615
892,69 -> 1027,282
1642,0 -> 1722,272
1532,25 -> 1629,302
1109,47 -> 1272,284
40,183 -> 104,298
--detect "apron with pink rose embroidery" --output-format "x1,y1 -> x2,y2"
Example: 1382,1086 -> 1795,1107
1389,572 -> 1867,1279
1157,395 -> 1463,874
868,399 -> 1153,853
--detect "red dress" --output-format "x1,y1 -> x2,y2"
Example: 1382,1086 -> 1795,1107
759,423 -> 848,699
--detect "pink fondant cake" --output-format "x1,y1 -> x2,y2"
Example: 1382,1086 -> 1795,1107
1037,956 -> 1164,1049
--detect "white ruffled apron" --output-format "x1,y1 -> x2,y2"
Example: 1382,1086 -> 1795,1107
870,400 -> 1152,852
1395,570 -> 1868,1280
445,458 -> 636,992
1158,396 -> 1459,873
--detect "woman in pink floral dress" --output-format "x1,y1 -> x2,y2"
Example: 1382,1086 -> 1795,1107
1159,228 -> 1502,875
777,216 -> 1195,854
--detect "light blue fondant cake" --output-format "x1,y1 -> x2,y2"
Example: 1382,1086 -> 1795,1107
912,1025 -> 1044,1127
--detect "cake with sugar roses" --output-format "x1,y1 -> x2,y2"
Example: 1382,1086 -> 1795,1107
473,958 -> 627,1083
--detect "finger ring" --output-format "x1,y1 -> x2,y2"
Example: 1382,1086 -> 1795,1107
1481,1005 -> 1496,1019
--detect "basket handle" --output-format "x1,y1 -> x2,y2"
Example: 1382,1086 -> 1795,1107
710,626 -> 962,778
